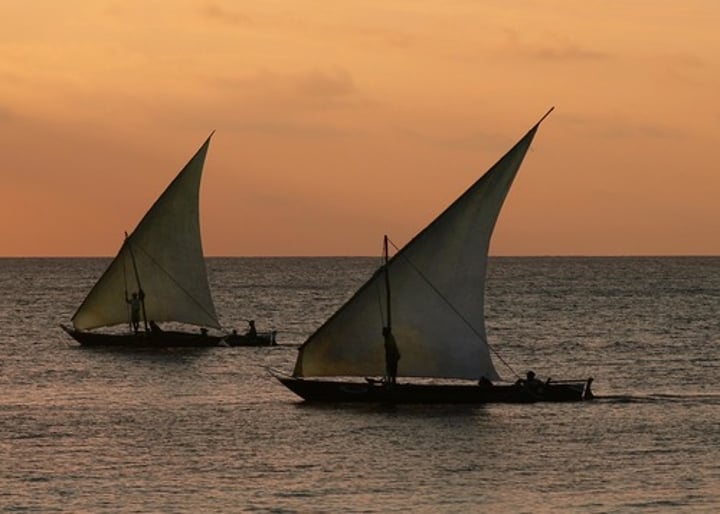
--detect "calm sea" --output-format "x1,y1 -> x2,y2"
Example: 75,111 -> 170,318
0,257 -> 718,513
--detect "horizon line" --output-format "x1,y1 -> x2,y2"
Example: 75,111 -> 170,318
2,254 -> 720,259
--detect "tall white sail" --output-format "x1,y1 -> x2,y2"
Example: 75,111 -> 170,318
294,119 -> 546,381
72,135 -> 221,331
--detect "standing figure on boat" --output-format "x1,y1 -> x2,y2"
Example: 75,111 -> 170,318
246,320 -> 257,338
383,326 -> 401,385
126,290 -> 144,334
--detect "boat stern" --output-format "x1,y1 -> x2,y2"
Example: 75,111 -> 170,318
583,377 -> 594,400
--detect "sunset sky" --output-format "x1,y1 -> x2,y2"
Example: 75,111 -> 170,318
1,1 -> 719,257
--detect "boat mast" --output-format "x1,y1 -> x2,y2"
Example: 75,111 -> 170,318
122,256 -> 132,333
125,232 -> 149,333
383,234 -> 391,332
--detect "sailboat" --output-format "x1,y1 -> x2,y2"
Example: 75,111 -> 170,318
274,109 -> 594,403
61,134 -> 275,348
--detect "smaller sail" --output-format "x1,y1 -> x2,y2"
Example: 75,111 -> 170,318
72,135 -> 220,331
294,114 -> 549,381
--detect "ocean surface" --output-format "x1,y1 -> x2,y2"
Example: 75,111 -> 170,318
1,257 -> 718,513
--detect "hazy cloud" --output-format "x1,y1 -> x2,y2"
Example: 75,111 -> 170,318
199,3 -> 253,25
217,67 -> 365,110
295,69 -> 356,99
562,113 -> 685,141
502,29 -> 609,62
399,126 -> 509,151
0,105 -> 15,122
656,53 -> 714,89
339,24 -> 414,50
228,120 -> 353,139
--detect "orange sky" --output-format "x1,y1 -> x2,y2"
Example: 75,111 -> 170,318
1,1 -> 719,256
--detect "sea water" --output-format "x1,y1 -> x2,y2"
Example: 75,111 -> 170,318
0,257 -> 718,512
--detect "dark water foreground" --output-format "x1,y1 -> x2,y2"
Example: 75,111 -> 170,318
1,257 -> 718,512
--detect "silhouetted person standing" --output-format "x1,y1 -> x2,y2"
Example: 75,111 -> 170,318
246,320 -> 257,338
383,326 -> 400,385
126,291 -> 144,334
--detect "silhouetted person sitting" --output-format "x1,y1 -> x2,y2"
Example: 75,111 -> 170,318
149,320 -> 162,334
519,370 -> 545,393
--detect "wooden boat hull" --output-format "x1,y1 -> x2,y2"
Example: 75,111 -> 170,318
277,376 -> 594,404
61,325 -> 223,348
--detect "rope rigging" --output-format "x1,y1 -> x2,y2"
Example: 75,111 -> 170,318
124,234 -> 222,330
385,237 -> 520,380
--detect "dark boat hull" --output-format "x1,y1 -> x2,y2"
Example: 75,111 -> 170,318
277,376 -> 594,404
61,325 -> 223,348
224,332 -> 277,347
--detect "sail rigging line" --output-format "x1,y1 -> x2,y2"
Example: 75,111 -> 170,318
129,238 -> 221,330
373,272 -> 386,329
373,240 -> 388,328
125,232 -> 149,333
383,235 -> 392,332
387,237 -> 520,380
382,235 -> 392,381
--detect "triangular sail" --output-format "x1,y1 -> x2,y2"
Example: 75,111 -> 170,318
72,135 -> 221,331
294,116 -> 547,381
